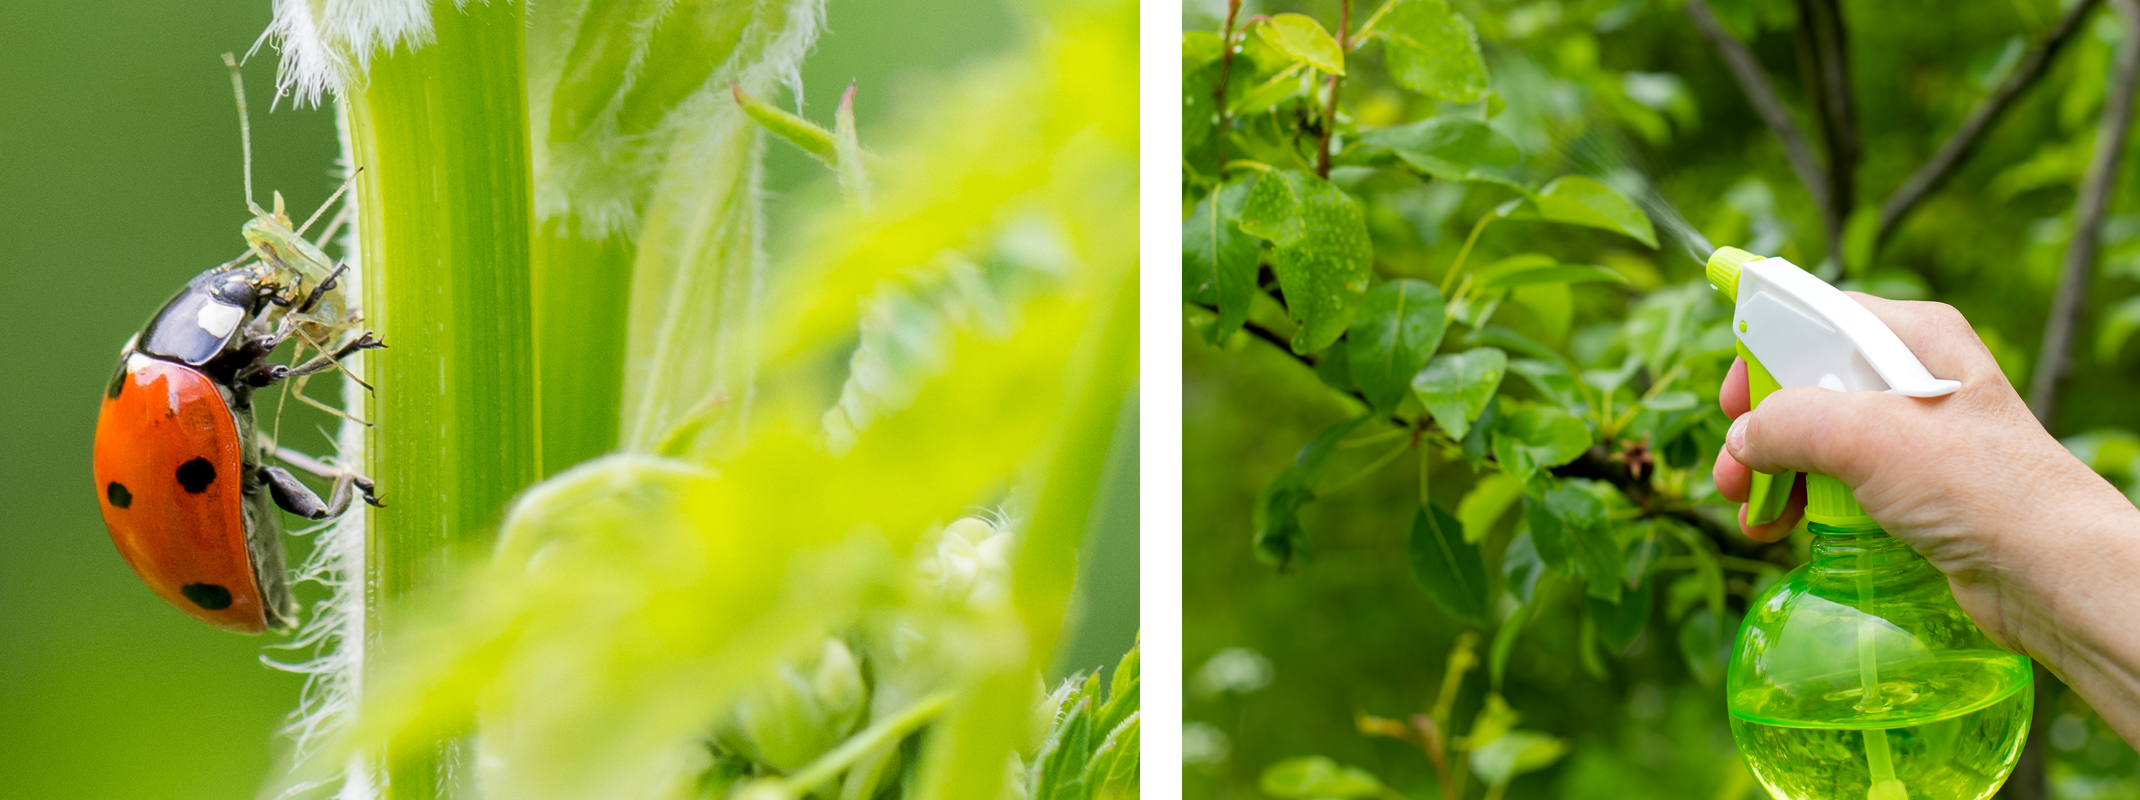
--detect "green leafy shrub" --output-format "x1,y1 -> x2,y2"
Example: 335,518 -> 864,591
1183,0 -> 2140,798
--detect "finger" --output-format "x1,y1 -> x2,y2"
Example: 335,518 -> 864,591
1721,357 -> 1750,418
1738,476 -> 1806,543
1725,386 -> 1923,486
1840,293 -> 2005,387
1713,443 -> 1751,503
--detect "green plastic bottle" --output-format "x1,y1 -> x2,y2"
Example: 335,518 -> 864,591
1706,248 -> 2034,800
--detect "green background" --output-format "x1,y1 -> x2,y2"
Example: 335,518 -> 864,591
0,2 -> 1136,797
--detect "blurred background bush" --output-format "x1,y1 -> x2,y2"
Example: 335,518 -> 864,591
1182,0 -> 2140,798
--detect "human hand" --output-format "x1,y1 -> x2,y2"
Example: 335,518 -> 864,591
1709,293 -> 2136,653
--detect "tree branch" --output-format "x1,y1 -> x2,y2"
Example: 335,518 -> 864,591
1196,301 -> 1765,558
1684,0 -> 1836,255
1795,0 -> 1859,270
2027,0 -> 2140,429
1875,0 -> 2106,250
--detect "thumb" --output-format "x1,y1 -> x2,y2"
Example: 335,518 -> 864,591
1724,386 -> 1925,487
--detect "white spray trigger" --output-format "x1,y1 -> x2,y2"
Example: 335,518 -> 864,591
1734,257 -> 1961,398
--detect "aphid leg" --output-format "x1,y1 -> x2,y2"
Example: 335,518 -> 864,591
259,464 -> 384,520
297,261 -> 350,315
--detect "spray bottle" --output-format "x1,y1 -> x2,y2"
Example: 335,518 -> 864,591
1706,247 -> 2033,800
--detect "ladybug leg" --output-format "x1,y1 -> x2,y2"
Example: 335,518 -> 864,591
243,330 -> 385,389
296,261 -> 350,315
260,465 -> 384,520
271,446 -> 385,509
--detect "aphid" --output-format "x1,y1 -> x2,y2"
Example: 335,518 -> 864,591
90,54 -> 383,634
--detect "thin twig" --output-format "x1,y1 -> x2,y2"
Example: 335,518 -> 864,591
1795,0 -> 1858,271
2028,0 -> 2140,428
1215,0 -> 1243,173
1196,302 -> 1759,558
1684,0 -> 1835,254
1875,0 -> 2105,249
1317,0 -> 1351,178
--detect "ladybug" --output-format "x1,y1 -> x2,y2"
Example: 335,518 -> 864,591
92,258 -> 383,634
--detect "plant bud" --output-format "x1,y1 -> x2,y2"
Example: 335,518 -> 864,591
918,516 -> 1014,605
721,638 -> 870,773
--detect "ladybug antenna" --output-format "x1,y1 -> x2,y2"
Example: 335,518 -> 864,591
222,53 -> 266,217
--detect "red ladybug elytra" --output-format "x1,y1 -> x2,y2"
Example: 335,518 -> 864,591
92,261 -> 382,633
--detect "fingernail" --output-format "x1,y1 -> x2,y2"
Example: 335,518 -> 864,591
1727,415 -> 1748,454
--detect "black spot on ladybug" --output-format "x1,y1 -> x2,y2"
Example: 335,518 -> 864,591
106,482 -> 132,509
106,362 -> 127,399
180,583 -> 232,611
177,458 -> 216,493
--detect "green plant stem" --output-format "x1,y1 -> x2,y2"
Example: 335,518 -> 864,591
783,692 -> 953,794
1323,439 -> 1411,494
532,225 -> 633,476
349,2 -> 538,796
1439,216 -> 1494,295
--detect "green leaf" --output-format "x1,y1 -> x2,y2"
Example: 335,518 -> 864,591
1256,13 -> 1346,76
1508,358 -> 1580,412
1315,339 -> 1359,394
1239,171 -> 1375,353
1488,597 -> 1533,688
2097,295 -> 2140,364
1641,391 -> 1700,411
1482,264 -> 1630,290
1495,175 -> 1659,248
1183,31 -> 1225,66
1349,279 -> 1449,414
1254,416 -> 1376,566
1185,61 -> 1220,153
1624,283 -> 1706,375
1457,472 -> 1523,544
1469,730 -> 1569,788
1520,494 -> 1569,571
1357,117 -> 1519,184
1466,692 -> 1522,748
1184,180 -> 1262,345
1408,503 -> 1491,625
1511,282 -> 1572,342
1376,0 -> 1489,102
1501,529 -> 1545,603
1495,406 -> 1591,472
1259,756 -> 1385,799
731,82 -> 838,167
1412,347 -> 1508,440
1460,394 -> 1499,470
1544,485 -> 1622,601
1584,577 -> 1652,652
1679,608 -> 1734,688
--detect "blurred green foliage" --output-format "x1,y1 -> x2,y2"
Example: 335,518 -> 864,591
0,2 -> 1136,798
1183,0 -> 2140,798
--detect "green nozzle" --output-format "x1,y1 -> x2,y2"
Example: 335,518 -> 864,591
1707,246 -> 1760,301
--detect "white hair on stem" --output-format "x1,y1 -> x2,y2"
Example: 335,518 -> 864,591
260,114 -> 372,800
256,0 -> 470,108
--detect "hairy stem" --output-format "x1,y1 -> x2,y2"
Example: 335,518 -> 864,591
348,2 -> 539,796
